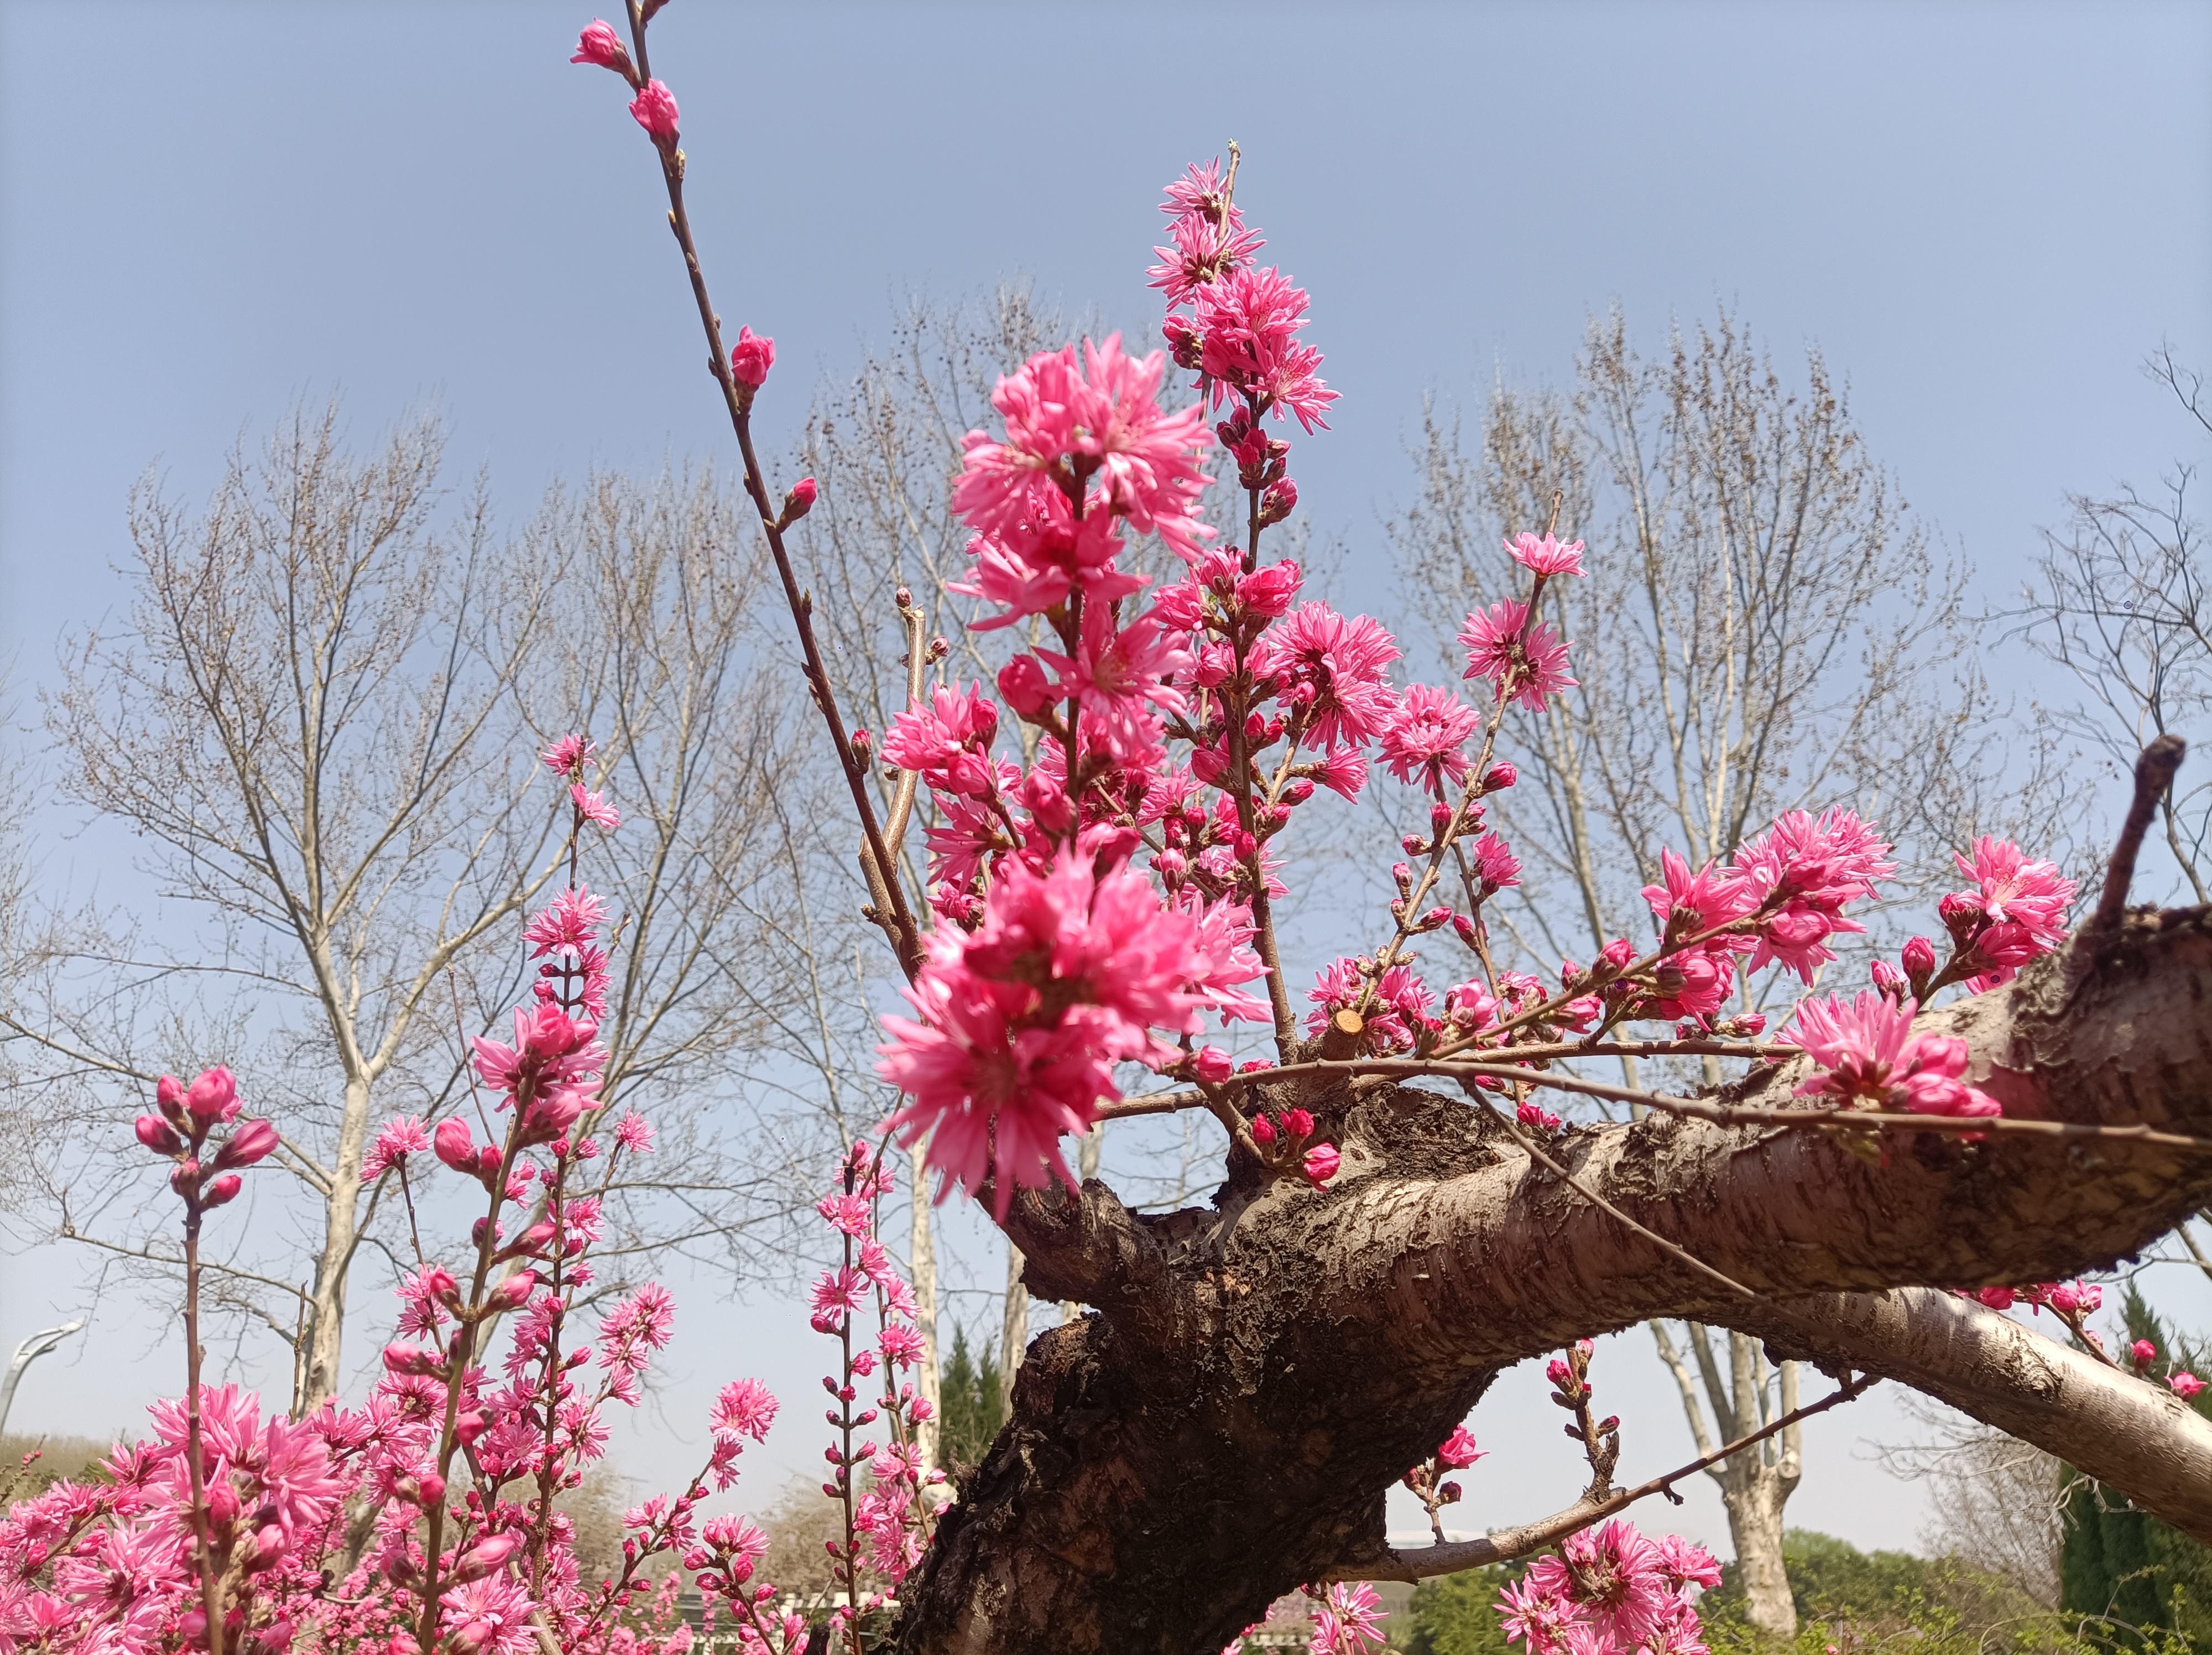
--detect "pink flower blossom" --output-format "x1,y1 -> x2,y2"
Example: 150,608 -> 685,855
1312,1580 -> 1387,1654
1731,809 -> 1896,981
1506,532 -> 1587,578
711,1377 -> 779,1442
628,79 -> 679,143
1148,206 -> 1264,305
1790,991 -> 2001,1118
1436,1424 -> 1484,1469
952,335 -> 1211,559
2172,1372 -> 2205,1400
1036,605 -> 1193,762
542,732 -> 594,776
881,847 -> 1212,1215
1470,831 -> 1520,893
613,1111 -> 655,1153
1303,1142 -> 1342,1185
571,782 -> 621,831
808,1265 -> 869,1333
1459,598 -> 1576,711
881,683 -> 1000,793
1256,603 -> 1401,751
1947,836 -> 2078,990
1380,684 -> 1481,796
1192,265 -> 1339,432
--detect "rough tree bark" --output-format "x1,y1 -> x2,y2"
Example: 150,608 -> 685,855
890,905 -> 2212,1653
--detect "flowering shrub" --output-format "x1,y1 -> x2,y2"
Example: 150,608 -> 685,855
11,9 -> 2193,1655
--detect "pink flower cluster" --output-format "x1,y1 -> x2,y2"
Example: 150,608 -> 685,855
1499,1519 -> 1720,1655
1939,836 -> 2078,993
1789,991 -> 2001,1120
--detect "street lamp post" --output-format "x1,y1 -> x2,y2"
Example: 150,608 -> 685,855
0,1322 -> 85,1439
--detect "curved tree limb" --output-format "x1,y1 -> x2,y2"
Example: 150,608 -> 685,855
1729,1287 -> 2212,1543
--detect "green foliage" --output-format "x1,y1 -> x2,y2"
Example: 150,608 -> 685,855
937,1324 -> 1001,1478
1,1435 -> 117,1504
1404,1564 -> 1524,1655
1406,1532 -> 2185,1655
2059,1288 -> 2212,1651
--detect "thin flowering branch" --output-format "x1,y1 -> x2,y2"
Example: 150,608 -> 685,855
1332,1371 -> 1876,1584
604,2 -> 924,979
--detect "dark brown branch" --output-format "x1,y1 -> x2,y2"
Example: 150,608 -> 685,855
2094,734 -> 2188,930
620,2 -> 924,979
1336,1373 -> 1875,1583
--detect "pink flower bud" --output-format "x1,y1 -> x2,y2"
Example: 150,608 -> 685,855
2172,1372 -> 2204,1401
1870,959 -> 1908,998
487,1271 -> 538,1312
137,1113 -> 185,1157
170,1158 -> 201,1196
570,19 -> 632,75
779,477 -> 817,527
1281,778 -> 1314,806
207,1482 -> 241,1527
452,1532 -> 520,1582
1193,1047 -> 1233,1084
1302,1142 -> 1341,1186
1484,762 -> 1517,792
628,79 -> 680,144
203,1173 -> 243,1208
383,1341 -> 442,1377
1282,1107 -> 1314,1140
1251,1113 -> 1277,1145
997,655 -> 1057,720
728,324 -> 775,389
186,1065 -> 239,1123
1902,935 -> 1938,979
1600,938 -> 1635,970
157,1073 -> 188,1125
215,1117 -> 279,1170
1162,313 -> 1204,370
1256,477 -> 1298,528
434,1119 -> 478,1174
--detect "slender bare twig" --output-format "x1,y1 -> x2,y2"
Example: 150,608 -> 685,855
1331,1372 -> 1876,1583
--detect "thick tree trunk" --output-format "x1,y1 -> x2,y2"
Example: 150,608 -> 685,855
891,909 -> 2212,1653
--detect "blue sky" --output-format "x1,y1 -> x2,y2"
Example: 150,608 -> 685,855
4,0 -> 2210,1556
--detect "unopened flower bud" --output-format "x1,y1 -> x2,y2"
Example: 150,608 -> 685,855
997,654 -> 1056,720
728,323 -> 774,389
434,1118 -> 477,1175
137,1114 -> 185,1157
1484,762 -> 1517,792
628,78 -> 680,145
204,1172 -> 244,1207
569,19 -> 634,77
186,1066 -> 239,1124
1282,778 -> 1315,806
778,477 -> 818,528
1283,1107 -> 1314,1139
1302,1142 -> 1341,1185
486,1271 -> 538,1313
1162,313 -> 1204,370
454,1408 -> 490,1448
1251,1113 -> 1277,1145
850,727 -> 872,759
157,1073 -> 189,1125
1256,477 -> 1298,529
452,1532 -> 520,1583
215,1117 -> 279,1170
1903,934 -> 1938,981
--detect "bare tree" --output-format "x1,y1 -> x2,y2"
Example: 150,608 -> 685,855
2017,348 -> 2210,905
11,410 -> 842,1408
1882,1398 -> 2065,1607
1386,307 -> 2069,1635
